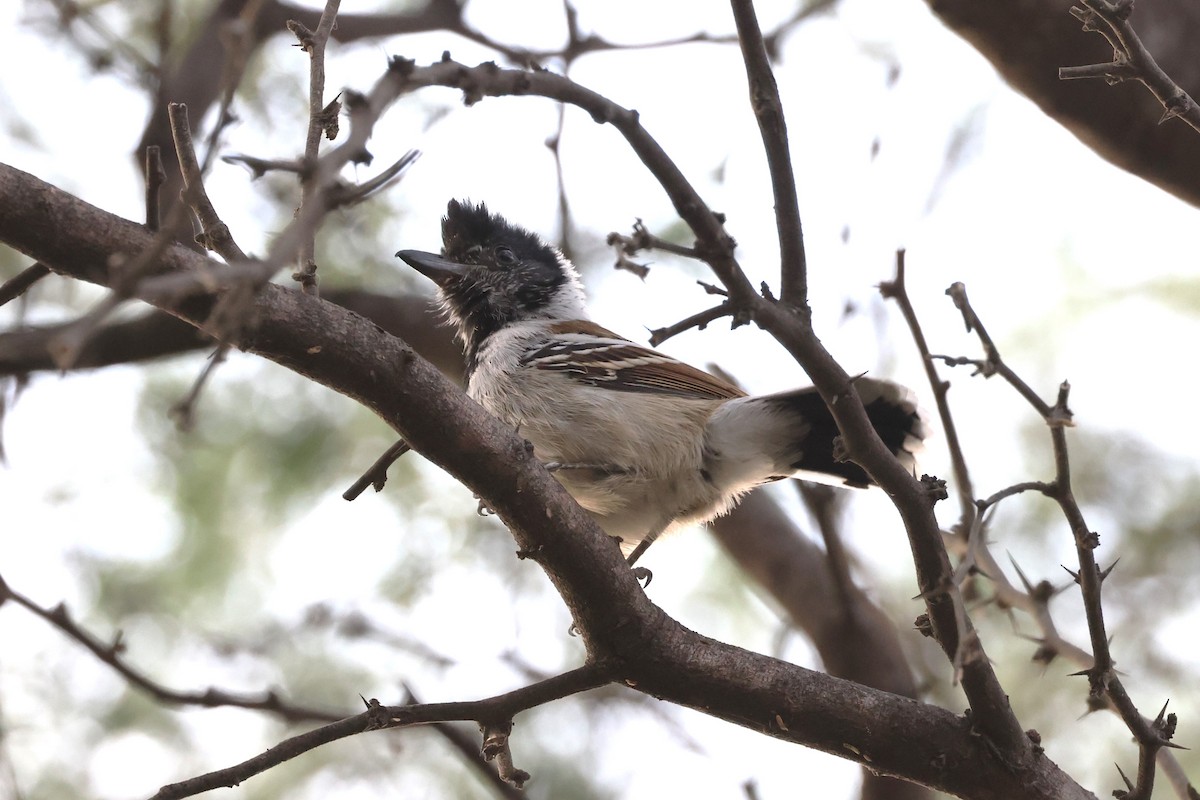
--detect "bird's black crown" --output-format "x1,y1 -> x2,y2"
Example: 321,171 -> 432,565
403,200 -> 586,375
441,200 -> 553,267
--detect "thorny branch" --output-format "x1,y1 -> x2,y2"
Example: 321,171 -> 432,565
148,665 -> 613,799
932,281 -> 1186,800
1060,0 -> 1200,134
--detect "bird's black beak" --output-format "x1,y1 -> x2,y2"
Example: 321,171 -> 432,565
396,249 -> 469,287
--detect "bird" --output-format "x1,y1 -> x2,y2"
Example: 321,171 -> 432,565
398,200 -> 923,567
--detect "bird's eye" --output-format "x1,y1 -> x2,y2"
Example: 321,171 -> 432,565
494,246 -> 518,267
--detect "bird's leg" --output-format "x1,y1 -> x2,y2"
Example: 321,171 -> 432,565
624,517 -> 674,587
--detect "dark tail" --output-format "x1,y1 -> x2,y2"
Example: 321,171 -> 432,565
764,378 -> 924,487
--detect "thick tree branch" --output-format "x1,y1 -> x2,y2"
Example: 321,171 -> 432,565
0,162 -> 1096,800
926,0 -> 1200,207
711,492 -> 929,800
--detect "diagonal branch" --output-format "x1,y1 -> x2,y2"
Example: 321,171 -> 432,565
149,665 -> 613,799
730,0 -> 808,309
880,251 -> 977,536
0,573 -> 339,724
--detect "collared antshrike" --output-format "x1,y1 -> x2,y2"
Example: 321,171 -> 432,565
399,200 -> 923,566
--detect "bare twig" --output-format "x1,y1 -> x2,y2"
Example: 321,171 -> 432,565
169,104 -> 247,263
944,283 -> 1063,421
880,251 -> 977,536
40,0 -> 158,85
221,154 -> 309,177
401,685 -> 525,800
480,719 -> 528,788
608,218 -> 703,262
137,88 -> 418,307
148,664 -> 612,799
945,283 -> 1182,800
342,438 -> 413,501
0,574 -> 339,724
47,209 -> 190,370
893,261 -> 1193,793
199,0 -> 264,173
546,97 -> 573,261
329,150 -> 422,207
1060,0 -> 1200,134
1,160 -> 1102,798
439,0 -> 826,71
730,0 -> 807,308
168,345 -> 231,432
0,263 -> 52,308
647,302 -> 736,346
291,0 -> 343,296
165,103 -> 253,422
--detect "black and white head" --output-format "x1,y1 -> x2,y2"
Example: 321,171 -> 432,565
397,200 -> 586,356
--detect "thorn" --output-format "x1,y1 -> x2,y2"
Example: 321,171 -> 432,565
1099,558 -> 1120,582
1007,553 -> 1037,594
1154,698 -> 1170,724
1114,762 -> 1134,792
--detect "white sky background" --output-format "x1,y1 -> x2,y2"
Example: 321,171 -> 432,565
2,0 -> 1200,798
